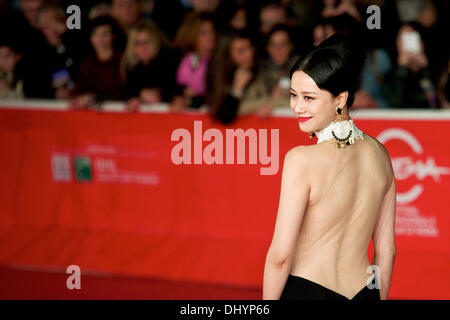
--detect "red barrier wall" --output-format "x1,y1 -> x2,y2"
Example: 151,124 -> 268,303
0,105 -> 449,299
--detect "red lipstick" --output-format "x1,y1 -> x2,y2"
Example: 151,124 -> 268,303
297,117 -> 312,122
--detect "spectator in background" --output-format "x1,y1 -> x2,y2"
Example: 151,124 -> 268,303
121,21 -> 184,112
356,41 -> 393,109
312,13 -> 390,109
395,0 -> 427,23
259,1 -> 288,35
321,0 -> 362,23
205,30 -> 258,124
36,4 -> 87,100
173,12 -> 216,108
253,1 -> 288,59
414,0 -> 448,88
312,18 -> 335,47
139,0 -> 156,21
19,0 -> 44,29
7,0 -> 56,98
190,0 -> 220,12
238,24 -> 299,117
227,4 -> 248,32
152,0 -> 221,40
69,15 -> 125,109
89,2 -> 111,20
384,23 -> 438,108
283,0 -> 316,32
214,1 -> 253,35
110,0 -> 140,33
437,58 -> 450,109
0,41 -> 25,99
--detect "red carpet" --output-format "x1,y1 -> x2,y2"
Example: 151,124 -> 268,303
0,265 -> 261,300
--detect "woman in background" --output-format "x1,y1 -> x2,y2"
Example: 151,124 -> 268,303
121,21 -> 184,112
205,30 -> 258,124
69,15 -> 125,109
0,40 -> 24,99
237,24 -> 299,117
383,23 -> 437,108
173,12 -> 217,108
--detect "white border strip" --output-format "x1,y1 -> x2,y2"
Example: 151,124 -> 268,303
1,99 -> 450,119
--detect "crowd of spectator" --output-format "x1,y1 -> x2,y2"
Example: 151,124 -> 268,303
0,0 -> 449,124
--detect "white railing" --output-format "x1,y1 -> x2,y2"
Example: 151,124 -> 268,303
1,98 -> 450,119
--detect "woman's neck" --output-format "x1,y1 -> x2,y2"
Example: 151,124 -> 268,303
97,48 -> 113,62
314,116 -> 365,146
337,107 -> 351,121
196,49 -> 210,60
141,56 -> 156,66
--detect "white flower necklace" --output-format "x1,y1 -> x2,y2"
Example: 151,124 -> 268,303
314,118 -> 365,149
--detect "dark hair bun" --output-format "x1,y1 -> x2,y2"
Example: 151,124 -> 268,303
318,33 -> 367,74
289,32 -> 367,108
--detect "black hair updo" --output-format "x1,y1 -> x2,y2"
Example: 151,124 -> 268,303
289,32 -> 367,108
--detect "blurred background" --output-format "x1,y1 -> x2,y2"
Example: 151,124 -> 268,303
0,0 -> 449,113
0,0 -> 449,300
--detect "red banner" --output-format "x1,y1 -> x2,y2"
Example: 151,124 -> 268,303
0,105 -> 449,299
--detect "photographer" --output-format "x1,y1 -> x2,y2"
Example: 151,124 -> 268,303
384,23 -> 437,108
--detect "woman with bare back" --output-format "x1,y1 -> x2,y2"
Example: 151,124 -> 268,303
263,33 -> 396,300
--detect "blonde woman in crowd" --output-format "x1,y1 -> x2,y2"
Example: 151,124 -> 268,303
121,21 -> 184,112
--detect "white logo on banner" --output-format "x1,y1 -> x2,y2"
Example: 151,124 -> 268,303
377,128 -> 447,237
51,154 -> 72,182
377,129 -> 450,204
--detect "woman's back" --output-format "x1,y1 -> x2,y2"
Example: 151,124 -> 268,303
263,33 -> 396,300
289,133 -> 394,299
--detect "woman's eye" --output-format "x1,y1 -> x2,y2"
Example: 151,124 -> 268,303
290,93 -> 296,97
304,96 -> 313,101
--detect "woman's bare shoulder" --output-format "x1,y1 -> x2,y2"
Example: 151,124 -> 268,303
363,133 -> 395,184
363,133 -> 392,160
283,144 -> 327,171
285,144 -> 321,159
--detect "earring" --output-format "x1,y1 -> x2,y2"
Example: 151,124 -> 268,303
308,132 -> 315,140
335,106 -> 344,121
331,105 -> 353,149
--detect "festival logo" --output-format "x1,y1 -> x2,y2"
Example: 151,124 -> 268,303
377,128 -> 449,237
50,145 -> 159,185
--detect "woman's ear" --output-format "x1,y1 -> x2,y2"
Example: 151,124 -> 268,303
337,91 -> 349,109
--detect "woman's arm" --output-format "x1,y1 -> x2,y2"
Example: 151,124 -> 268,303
371,169 -> 397,300
263,147 -> 310,300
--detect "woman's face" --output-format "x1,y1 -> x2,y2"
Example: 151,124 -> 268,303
111,0 -> 139,28
196,21 -> 216,54
267,30 -> 293,66
90,25 -> 114,52
230,8 -> 247,30
289,70 -> 338,133
230,38 -> 254,68
134,31 -> 158,63
0,46 -> 20,72
38,9 -> 65,47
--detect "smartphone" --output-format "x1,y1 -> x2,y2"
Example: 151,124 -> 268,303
402,31 -> 421,54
